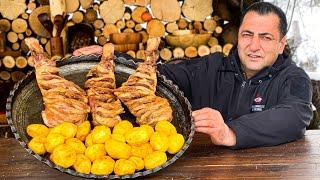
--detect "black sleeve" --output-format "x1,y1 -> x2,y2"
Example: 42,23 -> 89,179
226,76 -> 313,149
157,60 -> 193,100
157,54 -> 220,101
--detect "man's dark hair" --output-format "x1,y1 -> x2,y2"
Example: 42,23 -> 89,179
240,2 -> 288,38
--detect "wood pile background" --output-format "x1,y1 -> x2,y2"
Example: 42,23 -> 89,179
0,0 -> 246,85
0,0 -> 259,122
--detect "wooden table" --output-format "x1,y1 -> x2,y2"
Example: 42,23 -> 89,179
1,130 -> 320,179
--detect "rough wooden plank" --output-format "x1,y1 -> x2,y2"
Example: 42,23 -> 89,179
1,131 -> 320,179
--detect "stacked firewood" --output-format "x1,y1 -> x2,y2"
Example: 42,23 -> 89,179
0,0 -> 253,84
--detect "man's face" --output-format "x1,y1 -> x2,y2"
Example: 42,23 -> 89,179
237,11 -> 286,77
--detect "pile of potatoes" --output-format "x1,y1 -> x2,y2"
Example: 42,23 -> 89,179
26,120 -> 185,176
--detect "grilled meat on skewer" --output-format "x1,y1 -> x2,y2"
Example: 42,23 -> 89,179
115,38 -> 173,126
85,43 -> 124,127
25,38 -> 90,127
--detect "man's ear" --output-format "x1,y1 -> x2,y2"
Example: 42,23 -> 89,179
278,35 -> 287,54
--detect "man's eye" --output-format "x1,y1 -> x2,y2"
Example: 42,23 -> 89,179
242,33 -> 252,37
261,36 -> 272,41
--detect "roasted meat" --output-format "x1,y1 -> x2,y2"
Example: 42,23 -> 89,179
85,43 -> 124,127
25,38 -> 90,127
114,38 -> 173,126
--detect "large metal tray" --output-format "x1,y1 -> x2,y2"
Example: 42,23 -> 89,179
6,54 -> 195,179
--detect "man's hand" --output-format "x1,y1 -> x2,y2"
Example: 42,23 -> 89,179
73,45 -> 103,56
193,107 -> 236,146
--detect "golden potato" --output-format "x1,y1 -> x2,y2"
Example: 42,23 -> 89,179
91,156 -> 115,175
76,121 -> 91,141
114,159 -> 136,176
155,121 -> 177,136
111,133 -> 126,143
66,138 -> 86,154
51,122 -> 77,139
125,127 -> 150,146
85,144 -> 106,162
131,143 -> 153,158
27,124 -> 49,138
150,132 -> 169,152
91,125 -> 111,144
112,120 -> 133,135
85,133 -> 94,147
73,154 -> 91,174
144,151 -> 167,170
50,144 -> 77,168
140,124 -> 154,137
28,136 -> 46,155
45,132 -> 65,153
167,133 -> 185,154
129,156 -> 144,171
105,138 -> 131,159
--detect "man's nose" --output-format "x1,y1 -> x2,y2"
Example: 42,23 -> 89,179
249,36 -> 261,51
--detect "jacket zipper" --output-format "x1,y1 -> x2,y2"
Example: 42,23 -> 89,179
235,81 -> 247,115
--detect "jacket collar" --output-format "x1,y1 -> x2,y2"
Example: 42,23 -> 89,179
229,47 -> 292,83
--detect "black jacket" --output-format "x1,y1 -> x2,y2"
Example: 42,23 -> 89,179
158,48 -> 313,149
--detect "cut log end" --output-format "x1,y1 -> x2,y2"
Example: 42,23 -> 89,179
160,48 -> 172,61
2,56 -> 16,69
15,56 -> 28,69
185,46 -> 198,58
173,47 -> 184,58
223,43 -> 233,56
198,45 -> 210,57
